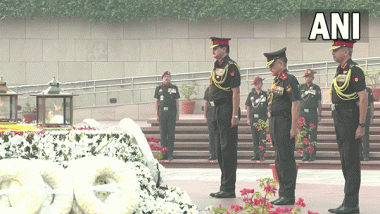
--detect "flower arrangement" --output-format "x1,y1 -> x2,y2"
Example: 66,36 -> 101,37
205,177 -> 318,214
146,137 -> 167,160
253,119 -> 270,159
296,117 -> 317,160
0,128 -> 199,214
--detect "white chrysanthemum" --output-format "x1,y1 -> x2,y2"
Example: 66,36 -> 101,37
68,156 -> 140,214
31,160 -> 74,214
0,158 -> 45,214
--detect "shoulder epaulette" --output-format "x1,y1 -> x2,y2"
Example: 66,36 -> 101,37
280,71 -> 288,81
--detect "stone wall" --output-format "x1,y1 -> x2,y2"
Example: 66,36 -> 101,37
1,15 -> 380,86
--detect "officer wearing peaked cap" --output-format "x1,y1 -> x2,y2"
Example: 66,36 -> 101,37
154,71 -> 180,161
245,77 -> 268,161
264,47 -> 300,206
328,39 -> 367,214
208,37 -> 241,199
298,69 -> 322,161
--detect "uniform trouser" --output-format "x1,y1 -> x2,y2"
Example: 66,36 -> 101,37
360,112 -> 371,159
158,109 -> 176,159
250,116 -> 267,158
207,114 -> 217,159
299,110 -> 318,159
332,107 -> 361,207
210,102 -> 238,192
269,114 -> 297,198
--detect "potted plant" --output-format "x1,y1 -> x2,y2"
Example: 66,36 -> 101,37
179,82 -> 199,114
22,102 -> 37,123
366,68 -> 380,101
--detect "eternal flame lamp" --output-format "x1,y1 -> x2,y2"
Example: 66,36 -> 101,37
32,78 -> 76,128
0,77 -> 20,123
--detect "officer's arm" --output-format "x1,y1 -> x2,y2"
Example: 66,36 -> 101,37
155,98 -> 159,120
357,90 -> 368,125
232,87 -> 240,125
318,100 -> 322,117
176,99 -> 179,121
370,102 -> 374,119
204,100 -> 208,120
291,100 -> 300,137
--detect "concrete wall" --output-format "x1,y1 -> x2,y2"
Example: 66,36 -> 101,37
2,15 -> 380,121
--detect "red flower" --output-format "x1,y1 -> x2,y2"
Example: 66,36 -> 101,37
259,146 -> 263,151
230,204 -> 243,212
295,198 -> 306,207
297,150 -> 303,155
303,138 -> 310,144
264,153 -> 267,157
298,126 -> 302,131
306,146 -> 314,153
256,126 -> 260,130
265,126 -> 269,131
310,123 -> 316,129
308,211 -> 319,214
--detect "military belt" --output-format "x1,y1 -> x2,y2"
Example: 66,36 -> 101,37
269,110 -> 291,118
331,102 -> 357,111
209,99 -> 231,107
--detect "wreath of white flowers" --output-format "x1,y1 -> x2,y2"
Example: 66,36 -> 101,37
31,160 -> 74,214
0,158 -> 45,214
68,156 -> 140,214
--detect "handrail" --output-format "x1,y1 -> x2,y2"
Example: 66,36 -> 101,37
9,57 -> 380,107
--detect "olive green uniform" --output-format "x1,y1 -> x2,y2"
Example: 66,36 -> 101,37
299,83 -> 321,160
154,84 -> 180,160
268,70 -> 300,199
245,90 -> 268,160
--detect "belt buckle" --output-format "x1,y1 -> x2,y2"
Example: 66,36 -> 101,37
331,104 -> 336,111
254,114 -> 259,118
163,107 -> 169,111
210,101 -> 215,107
304,109 -> 309,113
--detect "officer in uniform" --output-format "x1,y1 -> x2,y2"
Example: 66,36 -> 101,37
298,69 -> 322,161
245,77 -> 268,161
328,39 -> 367,214
264,47 -> 300,206
208,37 -> 241,198
154,71 -> 180,161
360,87 -> 374,161
204,86 -> 217,161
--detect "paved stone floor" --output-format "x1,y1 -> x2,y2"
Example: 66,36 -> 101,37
163,168 -> 380,214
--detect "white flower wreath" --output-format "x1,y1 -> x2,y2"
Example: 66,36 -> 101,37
31,160 -> 74,214
68,156 -> 140,214
0,158 -> 45,214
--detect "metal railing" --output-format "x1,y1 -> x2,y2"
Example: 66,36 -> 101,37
9,57 -> 380,108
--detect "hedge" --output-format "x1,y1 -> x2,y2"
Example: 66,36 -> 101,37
0,0 -> 378,22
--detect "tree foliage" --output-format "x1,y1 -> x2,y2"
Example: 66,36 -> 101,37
0,0 -> 378,22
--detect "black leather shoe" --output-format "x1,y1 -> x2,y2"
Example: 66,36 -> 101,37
209,191 -> 221,197
328,205 -> 359,213
208,156 -> 217,161
272,197 -> 295,205
270,197 -> 282,204
251,156 -> 260,161
214,191 -> 236,198
328,204 -> 344,213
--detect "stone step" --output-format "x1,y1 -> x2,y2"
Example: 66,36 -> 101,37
158,159 -> 380,170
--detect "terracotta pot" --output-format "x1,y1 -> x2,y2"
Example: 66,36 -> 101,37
371,88 -> 380,101
23,113 -> 37,124
181,101 -> 196,114
270,163 -> 300,183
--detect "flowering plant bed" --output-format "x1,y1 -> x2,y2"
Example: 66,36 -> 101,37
296,117 -> 317,159
0,124 -> 198,214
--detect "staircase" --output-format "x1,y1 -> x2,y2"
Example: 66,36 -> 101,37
141,103 -> 380,170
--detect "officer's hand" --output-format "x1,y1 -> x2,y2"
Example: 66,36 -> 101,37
355,126 -> 365,139
204,117 -> 207,124
156,115 -> 159,121
290,128 -> 297,139
318,115 -> 322,123
231,118 -> 239,128
246,118 -> 250,126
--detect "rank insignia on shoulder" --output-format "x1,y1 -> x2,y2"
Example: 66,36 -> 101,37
230,71 -> 235,76
280,72 -> 288,81
286,85 -> 292,93
353,76 -> 359,82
